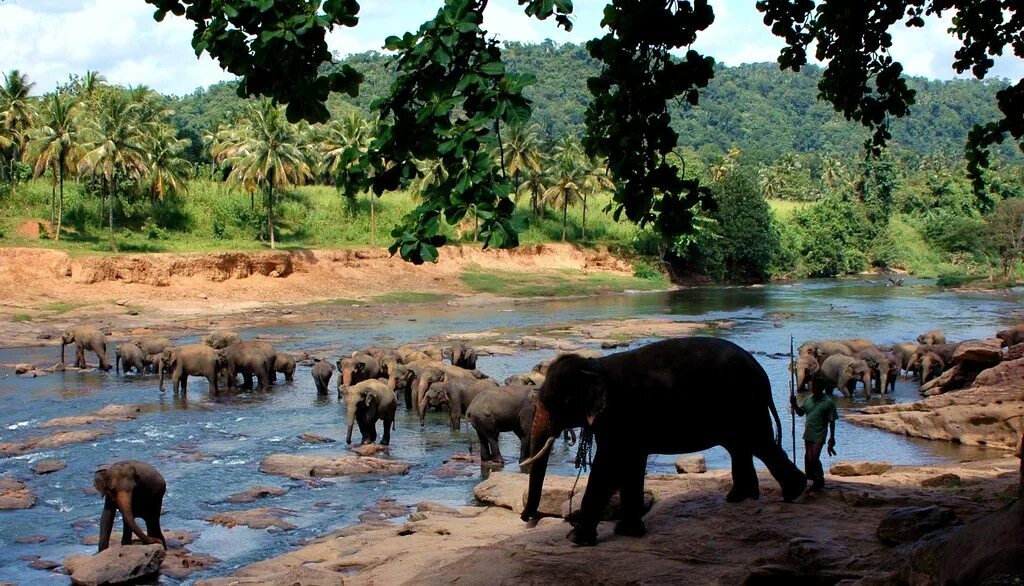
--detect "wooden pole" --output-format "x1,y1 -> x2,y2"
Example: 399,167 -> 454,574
789,335 -> 797,461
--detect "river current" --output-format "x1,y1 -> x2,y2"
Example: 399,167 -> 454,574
0,279 -> 1019,583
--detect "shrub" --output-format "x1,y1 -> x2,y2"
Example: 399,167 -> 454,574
632,259 -> 662,280
792,196 -> 870,277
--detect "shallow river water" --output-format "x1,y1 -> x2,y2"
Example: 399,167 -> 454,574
0,279 -> 1020,584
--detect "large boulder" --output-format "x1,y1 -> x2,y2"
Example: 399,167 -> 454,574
952,339 -> 1003,364
0,476 -> 35,510
829,461 -> 893,477
207,508 -> 296,531
1,429 -> 112,456
225,486 -> 287,504
877,506 -> 960,546
675,454 -> 707,474
259,454 -> 410,480
31,460 -> 66,475
64,544 -> 165,586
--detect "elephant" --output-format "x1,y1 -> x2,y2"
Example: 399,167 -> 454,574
343,380 -> 397,445
819,354 -> 873,398
520,337 -> 806,546
882,351 -> 900,394
361,347 -> 402,373
450,342 -> 478,370
338,352 -> 382,392
311,360 -> 334,396
836,338 -> 879,354
397,346 -> 430,364
61,325 -> 111,371
920,351 -> 946,384
94,460 -> 166,552
907,344 -> 959,377
996,324 -> 1024,347
856,348 -> 897,396
219,341 -> 274,392
505,372 -> 546,387
420,345 -> 444,361
115,342 -> 147,375
273,353 -> 296,382
798,340 -> 853,362
466,384 -> 536,465
422,378 -> 499,429
790,354 -> 820,394
917,329 -> 947,345
891,342 -> 918,377
387,363 -> 417,409
133,336 -> 173,357
414,363 -> 487,416
159,345 -> 222,395
202,330 -> 242,349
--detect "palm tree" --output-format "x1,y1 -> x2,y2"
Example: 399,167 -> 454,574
543,139 -> 587,242
1,70 -> 36,181
147,130 -> 191,204
78,70 -> 106,100
504,124 -> 543,197
28,93 -> 82,239
758,165 -> 785,199
78,91 -> 150,252
517,166 -> 550,217
222,100 -> 311,249
581,157 -> 614,240
820,155 -> 846,192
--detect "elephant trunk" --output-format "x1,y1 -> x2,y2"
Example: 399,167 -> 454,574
158,357 -> 165,392
521,402 -> 556,523
114,490 -> 152,545
342,368 -> 353,388
345,391 -> 357,444
115,352 -> 121,374
61,342 -> 66,365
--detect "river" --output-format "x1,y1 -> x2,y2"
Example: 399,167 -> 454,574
0,279 -> 1019,584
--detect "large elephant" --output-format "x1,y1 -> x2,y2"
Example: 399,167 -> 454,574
219,341 -> 274,392
414,363 -> 486,416
996,324 -> 1024,347
450,342 -> 478,370
819,354 -> 873,398
343,380 -> 397,445
891,342 -> 918,377
159,345 -> 222,395
466,384 -> 536,465
133,336 -> 173,357
273,353 -> 296,382
836,338 -> 879,354
917,329 -> 947,345
505,372 -> 546,387
94,460 -> 166,552
422,378 -> 499,429
115,342 -> 146,375
856,348 -> 897,396
520,338 -> 805,546
202,330 -> 242,349
397,346 -> 430,364
311,360 -> 334,396
920,351 -> 946,384
338,353 -> 382,391
798,340 -> 853,362
907,343 -> 959,376
61,325 -> 111,371
790,354 -> 819,394
387,363 -> 417,409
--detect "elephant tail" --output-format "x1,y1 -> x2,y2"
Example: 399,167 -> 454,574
767,395 -> 783,447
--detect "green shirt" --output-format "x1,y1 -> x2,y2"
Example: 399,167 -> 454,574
801,395 -> 838,443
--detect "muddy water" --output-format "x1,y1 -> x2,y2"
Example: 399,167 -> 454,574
0,279 -> 1020,584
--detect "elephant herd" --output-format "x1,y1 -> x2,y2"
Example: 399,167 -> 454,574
793,324 -> 1024,399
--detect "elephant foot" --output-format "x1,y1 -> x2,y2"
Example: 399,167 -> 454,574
725,486 -> 759,503
614,519 -> 646,538
781,473 -> 808,503
567,525 -> 598,546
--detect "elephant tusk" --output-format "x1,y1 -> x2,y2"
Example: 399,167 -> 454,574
519,436 -> 555,468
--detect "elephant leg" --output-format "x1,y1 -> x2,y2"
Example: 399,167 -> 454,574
487,434 -> 503,464
476,428 -> 492,461
725,445 -> 759,503
180,375 -> 188,395
243,372 -> 254,390
76,344 -> 86,368
615,451 -> 648,538
381,416 -> 393,445
207,371 -> 218,396
404,386 -> 413,410
145,513 -> 166,548
172,372 -> 181,395
121,517 -> 134,545
754,442 -> 807,503
571,447 -> 616,546
98,501 -> 115,552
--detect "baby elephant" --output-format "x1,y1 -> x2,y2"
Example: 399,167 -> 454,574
917,329 -> 946,345
115,342 -> 147,375
61,325 -> 112,371
450,342 -> 478,370
273,353 -> 296,382
996,324 -> 1024,348
343,380 -> 397,445
94,460 -> 166,552
311,359 -> 334,396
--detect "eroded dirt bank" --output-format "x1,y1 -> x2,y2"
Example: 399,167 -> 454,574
0,245 -> 636,347
196,458 -> 1021,585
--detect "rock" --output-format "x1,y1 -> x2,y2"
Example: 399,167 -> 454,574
81,530 -> 197,549
64,544 -> 165,586
14,363 -> 33,374
473,471 -> 652,520
194,566 -> 343,586
559,490 -> 654,521
920,473 -> 962,488
952,339 -> 1003,364
364,497 -> 410,520
161,551 -> 220,580
259,454 -> 410,480
15,535 -> 47,544
0,476 -> 36,510
519,336 -> 582,351
599,340 -> 631,349
31,460 -> 66,475
416,501 -> 462,516
829,461 -> 893,477
473,471 -> 529,513
206,508 -> 296,531
675,454 -> 707,474
298,432 -> 335,444
115,299 -> 128,306
1,429 -> 112,456
29,559 -> 60,570
433,460 -> 476,478
350,443 -> 389,456
38,404 -> 145,428
877,506 -> 960,546
225,486 -> 288,504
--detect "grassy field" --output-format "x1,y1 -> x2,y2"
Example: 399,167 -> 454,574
460,267 -> 668,297
0,178 -> 641,254
767,199 -> 812,218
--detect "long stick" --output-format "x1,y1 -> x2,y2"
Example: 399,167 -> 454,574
789,335 -> 797,461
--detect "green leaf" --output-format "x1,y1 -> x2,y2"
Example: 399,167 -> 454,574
480,61 -> 505,76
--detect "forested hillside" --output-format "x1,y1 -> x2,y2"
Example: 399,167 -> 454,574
171,41 -> 1017,165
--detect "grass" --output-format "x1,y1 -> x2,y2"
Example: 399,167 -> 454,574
12,313 -> 32,323
38,301 -> 87,314
768,199 -> 813,218
370,292 -> 449,304
460,267 -> 669,298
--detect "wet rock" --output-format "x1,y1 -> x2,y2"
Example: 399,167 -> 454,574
207,508 -> 296,531
28,559 -> 60,570
31,460 -> 66,475
81,530 -> 197,548
433,460 -> 476,478
952,339 -> 1003,364
0,476 -> 36,510
298,432 -> 335,444
674,454 -> 707,474
225,486 -> 288,504
38,404 -> 145,429
162,551 -> 220,580
259,454 -> 411,480
599,340 -> 631,349
15,535 -> 47,544
829,461 -> 893,477
920,473 -> 962,488
364,497 -> 411,519
13,363 -> 33,374
64,544 -> 165,586
416,501 -> 462,516
518,336 -> 581,351
877,506 -> 960,546
350,443 -> 388,456
194,566 -> 344,586
2,429 -> 112,456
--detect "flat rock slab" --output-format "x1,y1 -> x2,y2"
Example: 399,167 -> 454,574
259,454 -> 410,480
226,486 -> 288,504
830,461 -> 893,477
81,530 -> 197,548
298,433 -> 335,444
38,404 -> 146,429
920,473 -> 962,488
952,339 -> 1003,364
15,535 -> 47,544
876,505 -> 960,546
473,471 -> 652,520
350,443 -> 389,456
64,544 -> 165,586
1,429 -> 112,456
31,460 -> 66,475
207,508 -> 296,531
0,476 -> 36,510
195,566 -> 344,586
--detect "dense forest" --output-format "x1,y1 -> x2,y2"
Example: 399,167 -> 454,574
1,42 -> 1023,286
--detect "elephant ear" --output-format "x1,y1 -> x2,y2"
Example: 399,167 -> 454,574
578,361 -> 607,427
363,389 -> 376,407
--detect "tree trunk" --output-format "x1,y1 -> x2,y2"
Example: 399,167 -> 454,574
268,183 -> 276,250
108,175 -> 117,252
50,168 -> 56,233
474,210 -> 479,243
582,191 -> 588,240
370,196 -> 376,246
562,196 -> 568,242
56,163 -> 64,241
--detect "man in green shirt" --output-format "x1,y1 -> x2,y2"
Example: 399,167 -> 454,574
790,381 -> 838,492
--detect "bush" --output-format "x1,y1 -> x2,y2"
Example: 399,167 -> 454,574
792,196 -> 870,277
921,208 -> 983,253
936,271 -> 970,287
630,229 -> 662,257
632,259 -> 662,280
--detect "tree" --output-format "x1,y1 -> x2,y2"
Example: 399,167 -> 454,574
146,130 -> 191,204
221,100 -> 311,249
503,123 -> 543,200
581,157 -> 614,240
28,93 -> 82,239
77,70 -> 106,100
986,199 -> 1024,281
1,69 -> 35,182
543,138 -> 586,242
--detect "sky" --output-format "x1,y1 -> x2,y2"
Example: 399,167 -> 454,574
0,0 -> 1021,96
